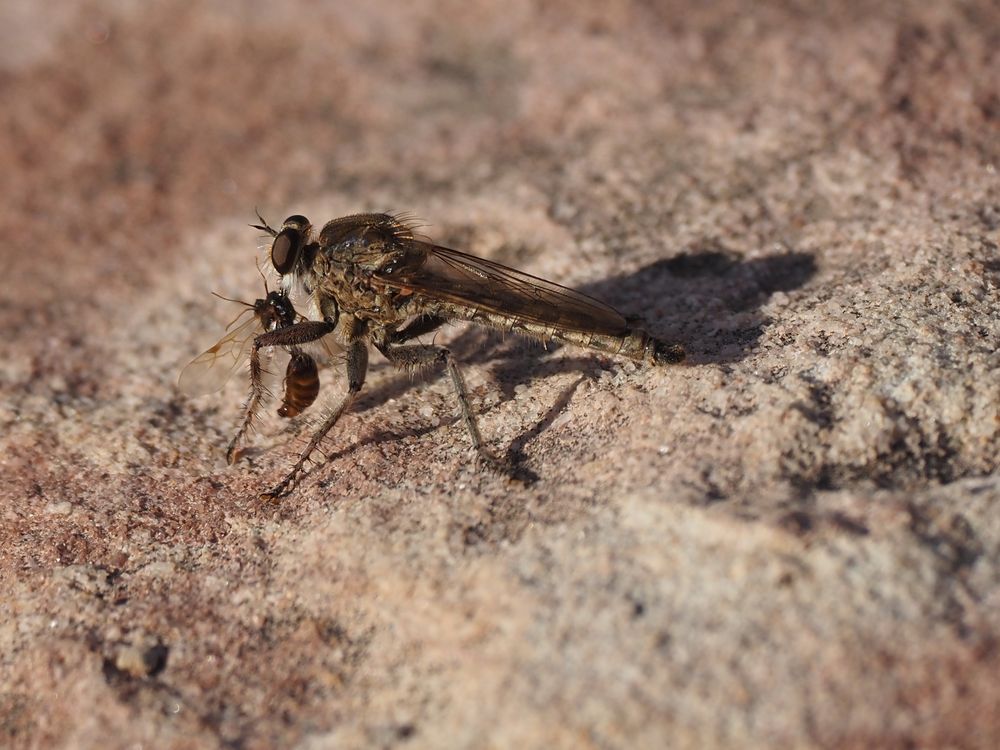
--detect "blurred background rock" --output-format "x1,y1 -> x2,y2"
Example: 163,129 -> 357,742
0,1 -> 997,747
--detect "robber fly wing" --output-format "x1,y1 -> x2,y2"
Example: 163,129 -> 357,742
177,312 -> 260,396
377,241 -> 630,335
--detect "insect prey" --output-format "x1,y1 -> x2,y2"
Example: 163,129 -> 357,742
178,281 -> 329,462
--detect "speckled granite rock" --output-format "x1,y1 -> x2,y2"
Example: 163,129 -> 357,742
1,1 -> 998,748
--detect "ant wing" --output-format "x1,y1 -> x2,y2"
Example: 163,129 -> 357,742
313,332 -> 345,363
177,311 -> 260,396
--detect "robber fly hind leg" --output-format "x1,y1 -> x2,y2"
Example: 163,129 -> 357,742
226,319 -> 336,465
389,315 -> 510,472
375,340 -> 508,476
263,337 -> 368,499
390,314 -> 447,344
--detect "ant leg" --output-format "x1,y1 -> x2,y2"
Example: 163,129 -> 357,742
262,339 -> 368,499
377,342 -> 508,475
227,321 -> 336,464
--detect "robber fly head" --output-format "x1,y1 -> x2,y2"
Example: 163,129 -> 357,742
252,213 -> 315,277
272,215 -> 313,275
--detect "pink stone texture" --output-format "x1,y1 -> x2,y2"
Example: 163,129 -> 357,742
1,2 -> 998,748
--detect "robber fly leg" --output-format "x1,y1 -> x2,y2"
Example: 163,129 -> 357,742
390,314 -> 446,344
377,342 -> 508,476
225,343 -> 269,465
262,339 -> 368,499
226,320 -> 336,465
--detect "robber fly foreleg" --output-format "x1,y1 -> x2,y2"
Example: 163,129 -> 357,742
376,341 -> 508,476
227,320 -> 336,465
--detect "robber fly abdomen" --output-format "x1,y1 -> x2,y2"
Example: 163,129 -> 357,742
231,211 -> 685,497
433,302 -> 681,364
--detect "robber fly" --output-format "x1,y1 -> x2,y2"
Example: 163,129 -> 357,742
178,283 -> 326,461
235,211 -> 685,498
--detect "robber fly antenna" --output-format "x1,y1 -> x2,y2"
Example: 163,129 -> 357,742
251,208 -> 278,237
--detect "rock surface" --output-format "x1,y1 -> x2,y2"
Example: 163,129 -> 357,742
1,1 -> 998,748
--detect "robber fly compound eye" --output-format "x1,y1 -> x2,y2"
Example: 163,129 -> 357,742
270,215 -> 312,275
271,227 -> 302,275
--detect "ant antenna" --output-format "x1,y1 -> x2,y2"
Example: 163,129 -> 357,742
212,291 -> 257,332
211,291 -> 254,308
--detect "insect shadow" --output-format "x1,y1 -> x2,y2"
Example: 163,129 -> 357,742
345,245 -> 815,461
591,246 -> 817,364
446,244 -> 817,384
